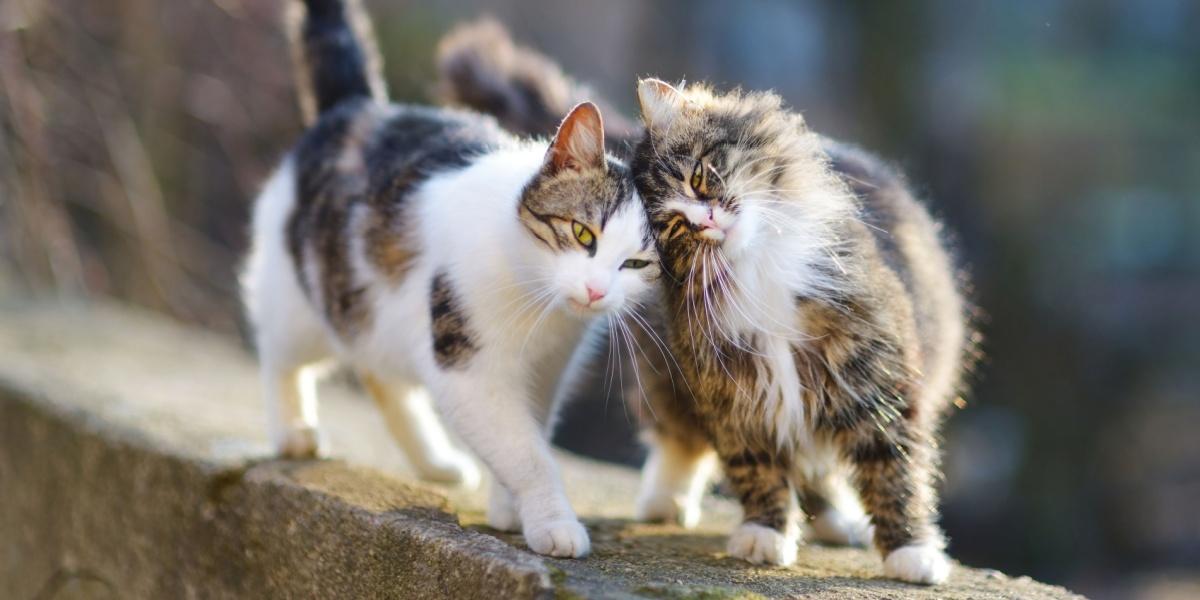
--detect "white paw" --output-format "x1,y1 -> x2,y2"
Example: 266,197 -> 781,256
635,491 -> 702,529
884,543 -> 952,585
413,451 -> 481,489
809,508 -> 873,547
273,425 -> 323,459
487,489 -> 521,532
727,522 -> 798,566
523,519 -> 590,558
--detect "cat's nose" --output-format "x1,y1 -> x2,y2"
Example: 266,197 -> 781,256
586,285 -> 606,303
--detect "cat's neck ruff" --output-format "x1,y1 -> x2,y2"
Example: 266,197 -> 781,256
702,185 -> 854,450
714,187 -> 850,344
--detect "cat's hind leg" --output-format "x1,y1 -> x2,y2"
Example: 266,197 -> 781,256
846,423 -> 951,584
635,429 -> 717,529
261,362 -> 325,458
794,452 -> 873,547
487,479 -> 521,531
245,157 -> 332,458
361,374 -> 481,488
253,306 -> 332,458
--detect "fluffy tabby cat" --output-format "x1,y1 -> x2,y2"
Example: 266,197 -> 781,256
242,0 -> 658,558
437,23 -> 971,584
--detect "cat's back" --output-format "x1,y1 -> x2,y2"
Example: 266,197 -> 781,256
292,99 -> 511,206
822,139 -> 968,406
279,99 -> 512,338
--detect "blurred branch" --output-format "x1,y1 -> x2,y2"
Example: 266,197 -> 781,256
0,30 -> 87,294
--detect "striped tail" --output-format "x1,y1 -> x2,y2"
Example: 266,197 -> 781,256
292,0 -> 387,124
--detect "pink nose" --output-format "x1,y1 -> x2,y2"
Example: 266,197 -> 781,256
586,286 -> 606,303
698,208 -> 718,230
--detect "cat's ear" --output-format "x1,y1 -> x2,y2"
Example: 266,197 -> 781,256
545,102 -> 606,174
637,78 -> 687,131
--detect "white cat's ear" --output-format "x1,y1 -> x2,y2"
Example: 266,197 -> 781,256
545,102 -> 606,174
637,78 -> 687,131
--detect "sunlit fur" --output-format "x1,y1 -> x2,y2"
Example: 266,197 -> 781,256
428,24 -> 970,584
244,0 -> 661,560
631,79 -> 967,585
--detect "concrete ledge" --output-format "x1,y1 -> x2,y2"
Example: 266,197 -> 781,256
0,300 -> 1082,599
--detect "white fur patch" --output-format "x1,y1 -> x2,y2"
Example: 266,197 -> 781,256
273,423 -> 323,459
524,519 -> 591,558
634,441 -> 717,529
810,507 -> 873,547
727,522 -> 799,566
883,543 -> 952,585
487,481 -> 521,532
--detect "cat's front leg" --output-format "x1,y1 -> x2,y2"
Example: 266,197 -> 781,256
433,372 -> 589,558
719,447 -> 802,566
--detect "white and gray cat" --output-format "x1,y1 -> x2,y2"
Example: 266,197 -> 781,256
241,0 -> 658,558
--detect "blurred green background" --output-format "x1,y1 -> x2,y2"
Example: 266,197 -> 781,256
2,1 -> 1197,597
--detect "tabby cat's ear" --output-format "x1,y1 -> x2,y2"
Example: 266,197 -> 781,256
637,78 -> 687,131
545,102 -> 606,174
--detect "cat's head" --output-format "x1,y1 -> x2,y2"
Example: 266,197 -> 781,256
631,79 -> 845,282
518,102 -> 659,316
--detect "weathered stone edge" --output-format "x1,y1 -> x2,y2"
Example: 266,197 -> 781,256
0,373 -> 554,599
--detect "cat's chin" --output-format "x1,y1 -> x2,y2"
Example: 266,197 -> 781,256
565,298 -> 604,317
718,224 -> 752,260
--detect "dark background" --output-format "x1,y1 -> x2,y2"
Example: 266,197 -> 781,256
2,1 -> 1197,597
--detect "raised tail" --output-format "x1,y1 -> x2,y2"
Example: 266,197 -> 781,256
291,0 -> 387,124
434,19 -> 639,154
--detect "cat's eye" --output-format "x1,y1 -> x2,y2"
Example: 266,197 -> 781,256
621,258 -> 650,270
689,160 -> 709,197
572,221 -> 595,250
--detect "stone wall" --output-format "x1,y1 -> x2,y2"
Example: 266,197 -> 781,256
0,300 -> 1082,599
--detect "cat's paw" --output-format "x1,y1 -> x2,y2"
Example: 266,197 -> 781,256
487,489 -> 521,532
635,490 -> 702,529
523,519 -> 590,558
809,507 -> 873,547
273,425 -> 323,459
883,543 -> 951,585
727,522 -> 798,566
413,451 -> 481,489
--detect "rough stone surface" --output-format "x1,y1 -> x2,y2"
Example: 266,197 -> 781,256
0,300 -> 1083,599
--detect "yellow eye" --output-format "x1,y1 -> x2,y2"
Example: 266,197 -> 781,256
572,221 -> 595,250
621,258 -> 650,270
689,160 -> 708,197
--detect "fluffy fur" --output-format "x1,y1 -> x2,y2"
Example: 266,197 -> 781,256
630,79 -> 966,585
432,26 -> 973,585
243,0 -> 659,559
435,19 -> 640,154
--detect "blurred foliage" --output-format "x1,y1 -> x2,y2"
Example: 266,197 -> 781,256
2,0 -> 1198,596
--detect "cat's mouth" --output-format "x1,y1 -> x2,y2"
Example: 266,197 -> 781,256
667,202 -> 733,246
566,297 -> 604,315
697,226 -> 726,244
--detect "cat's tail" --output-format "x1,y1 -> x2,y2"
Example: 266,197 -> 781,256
291,0 -> 387,124
434,19 -> 639,153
